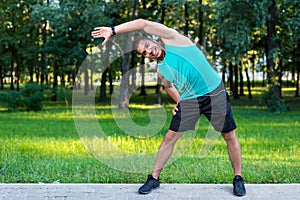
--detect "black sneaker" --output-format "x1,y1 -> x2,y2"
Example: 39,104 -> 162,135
233,175 -> 246,196
138,174 -> 160,194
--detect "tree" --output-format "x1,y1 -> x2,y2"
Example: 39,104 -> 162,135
214,0 -> 256,99
116,0 -> 139,109
0,0 -> 298,109
31,0 -> 112,100
264,0 -> 282,109
277,0 -> 300,97
0,1 -> 36,90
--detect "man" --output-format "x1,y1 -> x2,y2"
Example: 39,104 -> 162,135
91,18 -> 246,197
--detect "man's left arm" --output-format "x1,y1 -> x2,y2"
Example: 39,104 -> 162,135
157,71 -> 179,103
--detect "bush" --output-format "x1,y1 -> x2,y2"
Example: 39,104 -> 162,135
7,91 -> 25,111
259,84 -> 287,112
7,83 -> 44,111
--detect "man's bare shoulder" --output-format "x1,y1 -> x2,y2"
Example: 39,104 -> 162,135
162,33 -> 194,46
141,19 -> 193,46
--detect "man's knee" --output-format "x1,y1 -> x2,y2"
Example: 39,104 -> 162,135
163,130 -> 182,144
221,130 -> 237,142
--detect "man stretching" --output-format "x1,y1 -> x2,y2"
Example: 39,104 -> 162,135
91,18 -> 246,197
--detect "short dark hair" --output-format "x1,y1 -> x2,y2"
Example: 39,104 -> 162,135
133,37 -> 148,50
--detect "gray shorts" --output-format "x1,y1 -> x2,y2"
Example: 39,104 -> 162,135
169,83 -> 237,133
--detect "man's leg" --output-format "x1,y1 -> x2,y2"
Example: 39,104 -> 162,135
221,130 -> 242,176
152,129 -> 184,179
222,130 -> 246,196
138,129 -> 183,194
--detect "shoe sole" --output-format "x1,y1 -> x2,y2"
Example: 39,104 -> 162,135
138,185 -> 160,195
233,191 -> 246,197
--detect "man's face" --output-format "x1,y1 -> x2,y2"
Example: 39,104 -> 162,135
136,39 -> 165,60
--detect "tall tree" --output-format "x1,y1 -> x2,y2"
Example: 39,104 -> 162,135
139,0 -> 148,97
156,0 -> 166,105
277,0 -> 300,97
198,0 -> 204,46
118,0 -> 139,109
265,0 -> 282,110
40,0 -> 49,86
215,0 -> 256,99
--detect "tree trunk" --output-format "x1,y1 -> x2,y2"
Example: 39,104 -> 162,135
0,65 -> 3,90
119,53 -> 130,109
29,66 -> 34,83
222,64 -> 227,86
40,22 -> 46,86
265,0 -> 281,110
90,70 -> 93,91
296,68 -> 299,97
250,54 -> 256,88
245,66 -> 252,99
140,0 -> 147,96
239,64 -> 244,96
156,75 -> 162,105
109,71 -> 113,95
118,0 -> 138,109
51,62 -> 59,101
139,56 -> 147,96
229,62 -> 234,94
84,68 -> 89,96
72,70 -> 77,90
133,0 -> 139,19
262,70 -> 266,87
35,65 -> 40,84
156,0 -> 165,105
16,59 -> 20,91
278,58 -> 283,98
295,39 -> 300,97
40,0 -> 49,87
119,45 -> 132,109
10,48 -> 15,90
100,68 -> 108,102
198,0 -> 204,46
233,63 -> 239,99
130,55 -> 136,94
184,2 -> 189,35
291,66 -> 295,87
100,40 -> 111,102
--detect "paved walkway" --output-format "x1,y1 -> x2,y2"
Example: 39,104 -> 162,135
0,184 -> 299,200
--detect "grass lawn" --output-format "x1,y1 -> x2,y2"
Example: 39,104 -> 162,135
0,87 -> 299,184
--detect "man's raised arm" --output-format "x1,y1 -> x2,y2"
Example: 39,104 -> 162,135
91,19 -> 190,46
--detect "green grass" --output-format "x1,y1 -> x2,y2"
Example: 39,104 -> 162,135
0,87 -> 299,184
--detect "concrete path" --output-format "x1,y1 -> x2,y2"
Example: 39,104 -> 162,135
0,184 -> 299,200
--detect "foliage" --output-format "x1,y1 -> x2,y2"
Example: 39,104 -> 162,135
0,0 -> 299,110
259,85 -> 287,112
214,0 -> 256,60
6,83 -> 44,111
6,91 -> 25,111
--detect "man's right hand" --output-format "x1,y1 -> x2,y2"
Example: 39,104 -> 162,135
172,104 -> 179,116
91,27 -> 113,45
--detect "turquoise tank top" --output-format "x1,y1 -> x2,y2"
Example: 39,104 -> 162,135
158,44 -> 221,100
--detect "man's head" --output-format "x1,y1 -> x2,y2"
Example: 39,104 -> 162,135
135,38 -> 166,61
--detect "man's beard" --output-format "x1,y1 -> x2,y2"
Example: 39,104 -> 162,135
158,49 -> 166,61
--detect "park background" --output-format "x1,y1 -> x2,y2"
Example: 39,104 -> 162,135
0,0 -> 299,184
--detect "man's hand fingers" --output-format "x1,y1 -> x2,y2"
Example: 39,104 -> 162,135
172,105 -> 178,115
91,27 -> 104,38
91,31 -> 100,38
91,27 -> 112,45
